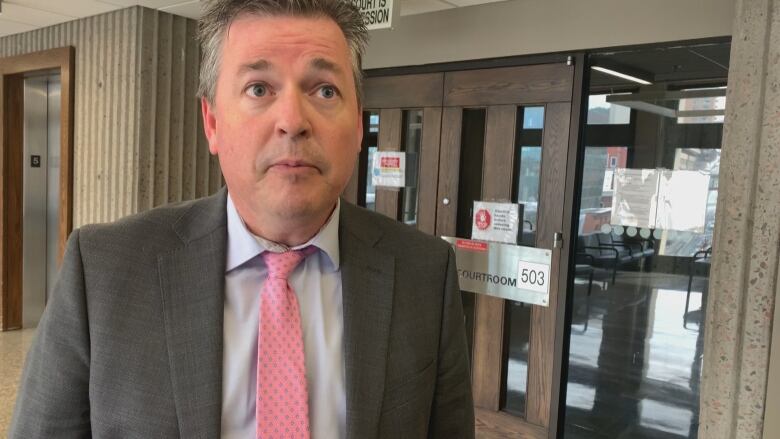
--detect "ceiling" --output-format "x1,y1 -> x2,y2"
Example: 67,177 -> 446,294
0,0 -> 510,38
0,1 -> 201,37
590,41 -> 731,90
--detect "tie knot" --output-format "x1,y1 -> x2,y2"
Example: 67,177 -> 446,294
262,246 -> 316,280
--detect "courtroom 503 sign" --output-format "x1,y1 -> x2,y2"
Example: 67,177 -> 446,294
442,237 -> 552,307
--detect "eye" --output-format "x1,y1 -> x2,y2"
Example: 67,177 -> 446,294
246,83 -> 268,98
318,85 -> 338,99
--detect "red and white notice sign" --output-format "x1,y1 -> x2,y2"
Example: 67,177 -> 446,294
456,239 -> 489,252
371,151 -> 406,188
471,201 -> 521,244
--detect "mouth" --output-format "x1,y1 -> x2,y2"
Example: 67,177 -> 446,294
268,158 -> 319,173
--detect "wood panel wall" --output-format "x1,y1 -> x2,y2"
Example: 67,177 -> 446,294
0,6 -> 220,228
1,76 -> 24,330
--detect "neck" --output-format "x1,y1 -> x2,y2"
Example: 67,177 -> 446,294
235,200 -> 337,247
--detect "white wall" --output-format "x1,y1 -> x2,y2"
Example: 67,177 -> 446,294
364,0 -> 735,69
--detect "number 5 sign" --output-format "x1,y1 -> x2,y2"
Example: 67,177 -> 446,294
517,260 -> 550,294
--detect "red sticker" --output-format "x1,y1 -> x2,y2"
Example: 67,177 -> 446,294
456,239 -> 488,252
380,157 -> 400,168
474,209 -> 491,231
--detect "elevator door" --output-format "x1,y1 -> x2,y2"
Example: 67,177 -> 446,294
358,63 -> 575,438
22,74 -> 61,328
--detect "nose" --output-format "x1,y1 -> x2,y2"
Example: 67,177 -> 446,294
274,88 -> 311,140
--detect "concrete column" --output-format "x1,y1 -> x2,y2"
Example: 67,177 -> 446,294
700,0 -> 780,438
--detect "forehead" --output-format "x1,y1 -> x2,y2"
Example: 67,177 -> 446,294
222,14 -> 351,67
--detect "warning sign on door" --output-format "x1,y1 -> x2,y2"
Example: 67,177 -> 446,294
371,151 -> 406,188
471,201 -> 522,245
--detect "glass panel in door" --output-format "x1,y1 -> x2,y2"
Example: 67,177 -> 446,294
362,111 -> 380,211
456,108 -> 487,363
400,109 -> 423,225
502,106 -> 545,416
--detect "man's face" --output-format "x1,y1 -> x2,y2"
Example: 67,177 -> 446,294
202,15 -> 362,226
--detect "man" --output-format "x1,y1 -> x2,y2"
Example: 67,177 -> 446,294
10,0 -> 474,437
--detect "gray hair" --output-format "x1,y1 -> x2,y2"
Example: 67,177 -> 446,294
197,0 -> 368,106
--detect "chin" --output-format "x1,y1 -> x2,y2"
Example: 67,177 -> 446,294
267,193 -> 333,221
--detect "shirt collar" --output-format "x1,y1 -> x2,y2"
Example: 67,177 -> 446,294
225,193 -> 340,272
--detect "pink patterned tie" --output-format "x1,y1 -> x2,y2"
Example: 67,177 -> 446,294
257,247 -> 315,439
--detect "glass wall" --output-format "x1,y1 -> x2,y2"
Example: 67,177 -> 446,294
563,41 -> 729,439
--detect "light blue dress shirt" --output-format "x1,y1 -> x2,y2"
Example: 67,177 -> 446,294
221,194 -> 346,439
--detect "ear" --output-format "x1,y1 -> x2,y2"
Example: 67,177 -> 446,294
201,97 -> 219,155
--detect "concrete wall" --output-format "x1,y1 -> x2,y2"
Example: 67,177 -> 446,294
0,6 -> 220,228
364,0 -> 735,69
699,0 -> 780,437
765,283 -> 780,438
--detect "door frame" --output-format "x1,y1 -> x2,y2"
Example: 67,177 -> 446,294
361,53 -> 587,438
552,52 -> 587,437
434,63 -> 574,438
0,47 -> 75,330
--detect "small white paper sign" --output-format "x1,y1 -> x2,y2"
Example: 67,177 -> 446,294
611,168 -> 661,229
611,168 -> 711,232
517,260 -> 550,294
655,170 -> 710,232
471,201 -> 521,244
371,151 -> 405,188
352,0 -> 393,30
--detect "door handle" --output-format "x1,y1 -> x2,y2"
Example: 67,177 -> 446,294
553,232 -> 564,249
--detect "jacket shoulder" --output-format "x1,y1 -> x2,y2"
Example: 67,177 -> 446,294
77,191 -> 226,255
340,201 -> 451,258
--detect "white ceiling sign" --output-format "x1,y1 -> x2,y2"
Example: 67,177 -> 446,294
351,0 -> 393,30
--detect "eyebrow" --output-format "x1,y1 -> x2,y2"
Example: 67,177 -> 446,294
238,58 -> 342,73
236,57 -> 344,78
237,59 -> 271,76
309,57 -> 343,75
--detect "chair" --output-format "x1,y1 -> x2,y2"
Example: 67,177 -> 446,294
572,253 -> 595,333
578,234 -> 633,283
685,247 -> 712,326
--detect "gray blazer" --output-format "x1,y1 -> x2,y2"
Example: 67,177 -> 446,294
10,188 -> 474,438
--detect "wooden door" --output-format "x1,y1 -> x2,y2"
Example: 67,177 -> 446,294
343,73 -> 444,235
358,62 -> 577,438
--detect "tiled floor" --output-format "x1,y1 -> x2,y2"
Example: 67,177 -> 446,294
563,270 -> 706,439
0,328 -> 36,437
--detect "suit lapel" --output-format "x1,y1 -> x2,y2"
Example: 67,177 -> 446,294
340,203 -> 395,438
158,190 -> 227,438
157,195 -> 394,437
